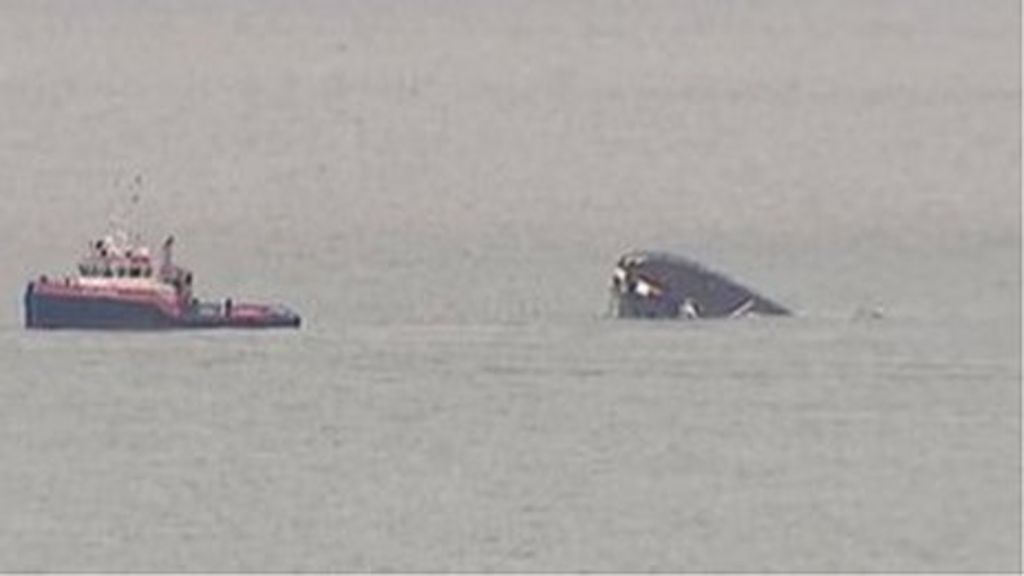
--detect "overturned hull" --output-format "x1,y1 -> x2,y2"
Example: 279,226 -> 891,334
25,281 -> 301,330
611,251 -> 790,320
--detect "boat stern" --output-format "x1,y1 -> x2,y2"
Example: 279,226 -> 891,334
181,300 -> 302,329
263,304 -> 302,328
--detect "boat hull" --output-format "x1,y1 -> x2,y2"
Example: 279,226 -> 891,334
611,251 -> 791,320
24,282 -> 301,330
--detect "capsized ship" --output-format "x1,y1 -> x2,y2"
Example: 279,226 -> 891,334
25,232 -> 301,330
610,250 -> 790,320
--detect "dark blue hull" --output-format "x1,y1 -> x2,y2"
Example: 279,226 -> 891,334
25,284 -> 301,330
615,293 -> 687,319
612,251 -> 791,320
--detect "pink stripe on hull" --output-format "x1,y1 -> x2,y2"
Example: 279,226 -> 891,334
33,282 -> 183,318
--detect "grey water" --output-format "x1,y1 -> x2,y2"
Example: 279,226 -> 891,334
0,0 -> 1020,572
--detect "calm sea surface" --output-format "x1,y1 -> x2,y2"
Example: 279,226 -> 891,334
0,1 -> 1019,571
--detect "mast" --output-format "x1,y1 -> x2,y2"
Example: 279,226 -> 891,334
161,235 -> 175,277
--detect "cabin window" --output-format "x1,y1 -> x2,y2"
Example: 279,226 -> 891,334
143,267 -> 152,278
79,265 -> 88,276
103,268 -> 113,278
117,268 -> 127,278
129,268 -> 141,278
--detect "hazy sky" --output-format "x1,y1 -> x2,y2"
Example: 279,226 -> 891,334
0,0 -> 1018,323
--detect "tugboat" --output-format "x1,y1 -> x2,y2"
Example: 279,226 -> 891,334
25,231 -> 301,330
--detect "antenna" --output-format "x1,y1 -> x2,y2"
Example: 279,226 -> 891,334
108,173 -> 145,248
